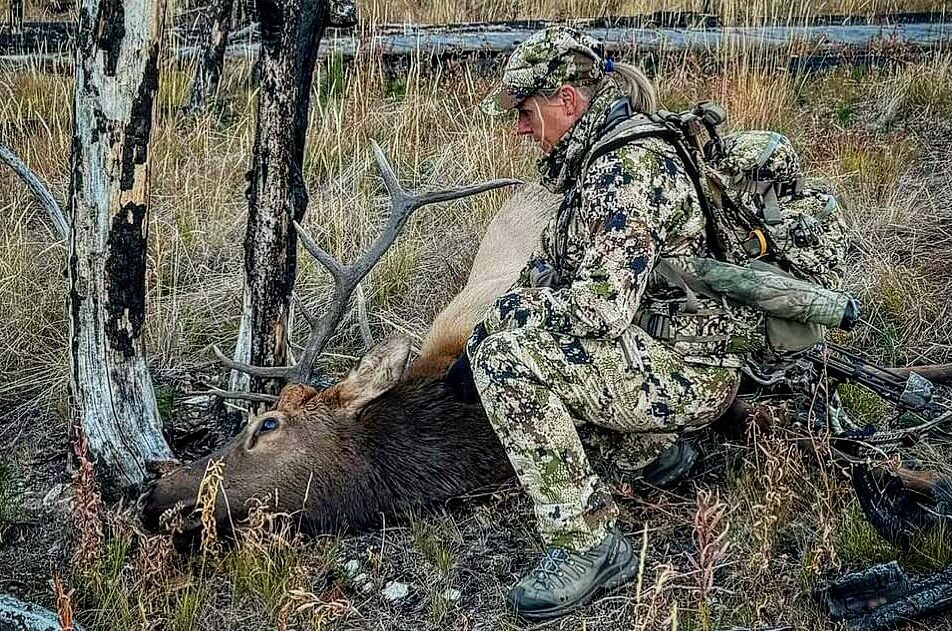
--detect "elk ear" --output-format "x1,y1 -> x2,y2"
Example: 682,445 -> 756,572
276,383 -> 320,413
342,336 -> 411,409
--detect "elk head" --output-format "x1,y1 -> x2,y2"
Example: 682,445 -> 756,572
139,337 -> 415,533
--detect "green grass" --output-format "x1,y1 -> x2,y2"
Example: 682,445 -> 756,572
836,383 -> 888,426
412,523 -> 456,575
835,501 -> 952,572
226,545 -> 306,613
170,585 -> 212,631
834,502 -> 897,566
82,537 -> 141,629
0,460 -> 23,524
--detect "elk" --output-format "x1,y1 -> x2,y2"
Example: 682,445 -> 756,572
139,143 -> 559,534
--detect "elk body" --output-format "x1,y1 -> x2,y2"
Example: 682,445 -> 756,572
140,153 -> 560,535
141,338 -> 514,533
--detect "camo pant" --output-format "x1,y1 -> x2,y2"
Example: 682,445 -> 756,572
469,326 -> 739,552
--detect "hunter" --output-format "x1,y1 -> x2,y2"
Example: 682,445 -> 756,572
468,26 -> 763,619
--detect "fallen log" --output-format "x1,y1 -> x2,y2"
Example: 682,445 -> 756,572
175,19 -> 952,64
820,561 -> 952,631
3,16 -> 951,66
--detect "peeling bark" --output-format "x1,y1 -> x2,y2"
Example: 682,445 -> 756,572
68,0 -> 174,496
187,0 -> 235,112
231,0 -> 330,397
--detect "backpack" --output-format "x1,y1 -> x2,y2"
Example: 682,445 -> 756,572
582,100 -> 858,359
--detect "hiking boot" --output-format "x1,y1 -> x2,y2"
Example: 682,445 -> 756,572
507,527 -> 637,620
640,440 -> 699,488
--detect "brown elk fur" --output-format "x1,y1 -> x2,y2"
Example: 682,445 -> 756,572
141,338 -> 514,533
140,186 -> 557,535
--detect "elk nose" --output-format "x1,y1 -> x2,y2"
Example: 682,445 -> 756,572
138,485 -> 199,533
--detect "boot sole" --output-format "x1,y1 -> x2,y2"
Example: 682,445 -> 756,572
514,538 -> 639,621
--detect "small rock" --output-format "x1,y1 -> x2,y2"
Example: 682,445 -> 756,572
441,588 -> 461,602
343,559 -> 360,577
361,581 -> 375,594
0,595 -> 87,631
42,483 -> 69,509
354,572 -> 369,584
382,580 -> 410,601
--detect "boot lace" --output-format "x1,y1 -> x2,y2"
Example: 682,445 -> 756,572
531,548 -> 574,588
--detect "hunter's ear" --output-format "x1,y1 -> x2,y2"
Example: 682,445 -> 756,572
342,336 -> 411,409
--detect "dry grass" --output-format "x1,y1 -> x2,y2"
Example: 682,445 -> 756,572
11,0 -> 951,24
2,7 -> 952,631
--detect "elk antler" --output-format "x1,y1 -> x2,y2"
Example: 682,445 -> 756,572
214,140 -> 520,385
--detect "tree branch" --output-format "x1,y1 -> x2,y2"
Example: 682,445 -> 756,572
0,142 -> 68,239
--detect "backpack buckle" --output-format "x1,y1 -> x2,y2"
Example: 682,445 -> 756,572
744,229 -> 768,258
695,101 -> 726,127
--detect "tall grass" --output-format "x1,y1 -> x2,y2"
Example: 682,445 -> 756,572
15,0 -> 951,24
2,9 -> 952,631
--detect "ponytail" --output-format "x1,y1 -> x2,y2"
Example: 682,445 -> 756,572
604,62 -> 658,115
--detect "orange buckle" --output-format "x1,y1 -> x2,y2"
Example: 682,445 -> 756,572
749,228 -> 768,258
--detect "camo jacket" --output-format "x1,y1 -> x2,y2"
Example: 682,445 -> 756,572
481,89 -> 763,368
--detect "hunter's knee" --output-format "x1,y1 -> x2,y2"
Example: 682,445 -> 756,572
469,329 -> 534,384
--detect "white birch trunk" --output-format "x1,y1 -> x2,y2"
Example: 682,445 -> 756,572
68,0 -> 174,495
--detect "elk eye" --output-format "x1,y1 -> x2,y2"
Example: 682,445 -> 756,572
260,417 -> 279,433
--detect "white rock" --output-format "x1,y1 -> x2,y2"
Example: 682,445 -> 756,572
382,580 -> 410,601
441,588 -> 461,602
343,559 -> 360,577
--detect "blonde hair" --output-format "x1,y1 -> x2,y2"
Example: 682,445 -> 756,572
537,58 -> 658,116
603,62 -> 658,115
570,60 -> 658,115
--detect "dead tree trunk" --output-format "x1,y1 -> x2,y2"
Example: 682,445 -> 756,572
229,0 -> 332,396
186,0 -> 235,112
69,0 -> 174,495
7,0 -> 23,40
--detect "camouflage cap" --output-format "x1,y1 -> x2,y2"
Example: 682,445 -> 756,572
481,26 -> 608,116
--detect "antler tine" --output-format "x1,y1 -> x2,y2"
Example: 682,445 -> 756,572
189,385 -> 280,404
294,220 -> 347,282
408,178 -> 524,211
356,282 -> 375,351
292,220 -> 354,378
220,142 -> 521,385
292,292 -> 318,328
211,344 -> 297,379
370,139 -> 404,200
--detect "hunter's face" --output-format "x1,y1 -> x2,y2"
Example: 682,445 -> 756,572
515,86 -> 587,153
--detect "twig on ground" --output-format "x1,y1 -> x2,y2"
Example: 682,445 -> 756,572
356,282 -> 375,351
